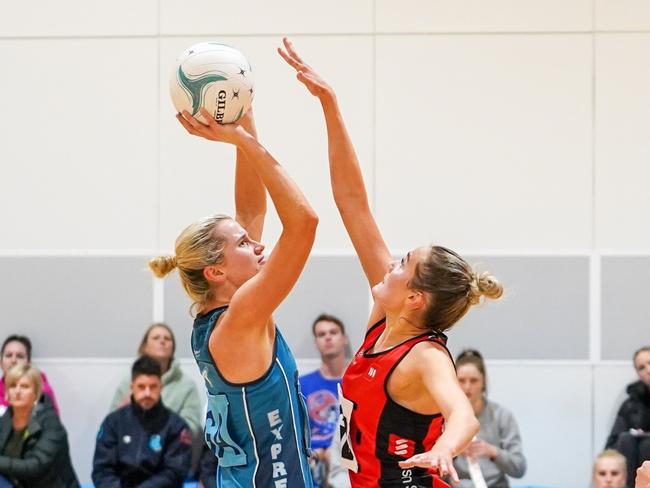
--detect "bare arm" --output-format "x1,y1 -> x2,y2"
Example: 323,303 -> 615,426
398,345 -> 479,483
234,109 -> 266,242
227,134 -> 318,328
279,38 -> 391,289
177,109 -> 317,334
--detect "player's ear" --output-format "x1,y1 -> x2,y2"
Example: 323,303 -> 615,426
203,265 -> 225,285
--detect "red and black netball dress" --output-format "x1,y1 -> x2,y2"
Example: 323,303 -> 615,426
340,319 -> 452,488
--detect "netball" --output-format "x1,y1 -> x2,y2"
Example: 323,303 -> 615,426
170,42 -> 254,125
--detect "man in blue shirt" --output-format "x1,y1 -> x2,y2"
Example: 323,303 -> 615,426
299,314 -> 350,487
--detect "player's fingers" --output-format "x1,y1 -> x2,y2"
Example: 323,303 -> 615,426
399,454 -> 423,469
283,37 -> 305,64
277,47 -> 298,68
182,110 -> 203,129
448,462 -> 460,484
199,108 -> 217,129
176,113 -> 198,134
436,458 -> 449,477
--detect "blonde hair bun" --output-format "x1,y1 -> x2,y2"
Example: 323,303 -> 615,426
476,271 -> 503,300
149,255 -> 177,278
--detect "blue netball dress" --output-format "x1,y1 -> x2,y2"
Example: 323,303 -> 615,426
191,306 -> 314,487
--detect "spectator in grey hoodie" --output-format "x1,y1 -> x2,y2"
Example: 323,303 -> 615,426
451,349 -> 526,488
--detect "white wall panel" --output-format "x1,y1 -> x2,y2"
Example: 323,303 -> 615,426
159,36 -> 374,251
375,35 -> 593,251
376,0 -> 592,33
0,1 -> 158,38
595,34 -> 650,249
160,0 -> 373,36
0,39 -> 159,250
596,0 -> 650,31
489,363 -> 593,488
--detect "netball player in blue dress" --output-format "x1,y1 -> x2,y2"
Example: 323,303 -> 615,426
150,106 -> 316,487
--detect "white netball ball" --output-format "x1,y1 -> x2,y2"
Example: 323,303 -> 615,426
170,42 -> 254,125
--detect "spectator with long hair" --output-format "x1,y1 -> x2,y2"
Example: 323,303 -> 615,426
451,349 -> 526,488
110,323 -> 202,435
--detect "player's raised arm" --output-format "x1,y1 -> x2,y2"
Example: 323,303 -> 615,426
177,108 -> 318,333
278,38 -> 391,290
234,109 -> 266,242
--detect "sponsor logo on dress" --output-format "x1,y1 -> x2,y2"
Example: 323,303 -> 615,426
388,434 -> 415,458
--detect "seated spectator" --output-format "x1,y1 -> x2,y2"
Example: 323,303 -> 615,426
451,349 -> 526,488
111,323 -> 202,435
606,346 -> 650,487
0,364 -> 79,487
299,313 -> 350,488
0,335 -> 60,416
593,449 -> 627,488
93,355 -> 192,487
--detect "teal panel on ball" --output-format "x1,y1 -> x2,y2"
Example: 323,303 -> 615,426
177,66 -> 227,116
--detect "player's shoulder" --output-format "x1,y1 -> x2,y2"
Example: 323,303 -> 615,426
408,338 -> 454,370
410,335 -> 450,355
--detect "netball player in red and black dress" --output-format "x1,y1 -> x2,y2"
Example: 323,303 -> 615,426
279,38 -> 504,487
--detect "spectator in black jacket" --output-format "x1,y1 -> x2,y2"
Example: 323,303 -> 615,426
607,346 -> 650,487
0,364 -> 79,488
92,355 -> 192,488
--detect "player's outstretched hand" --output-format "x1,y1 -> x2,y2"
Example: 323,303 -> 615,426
398,445 -> 460,483
177,108 -> 250,145
278,37 -> 334,101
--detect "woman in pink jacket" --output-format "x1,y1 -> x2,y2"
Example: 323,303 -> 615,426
0,335 -> 60,416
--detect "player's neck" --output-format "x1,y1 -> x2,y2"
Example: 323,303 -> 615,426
201,286 -> 236,312
378,313 -> 424,349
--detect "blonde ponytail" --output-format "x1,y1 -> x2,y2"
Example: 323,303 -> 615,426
149,214 -> 231,312
149,255 -> 177,278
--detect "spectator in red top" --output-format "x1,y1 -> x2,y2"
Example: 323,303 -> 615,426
0,335 -> 60,416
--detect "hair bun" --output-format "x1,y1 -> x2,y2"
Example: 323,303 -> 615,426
476,272 -> 503,300
148,255 -> 177,278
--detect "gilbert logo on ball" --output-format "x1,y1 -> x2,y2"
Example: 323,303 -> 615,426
170,42 -> 254,125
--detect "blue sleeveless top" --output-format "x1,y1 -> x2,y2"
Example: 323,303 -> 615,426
191,306 -> 314,487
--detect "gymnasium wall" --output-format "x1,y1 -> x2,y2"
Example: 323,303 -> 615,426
1,1 -> 649,485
